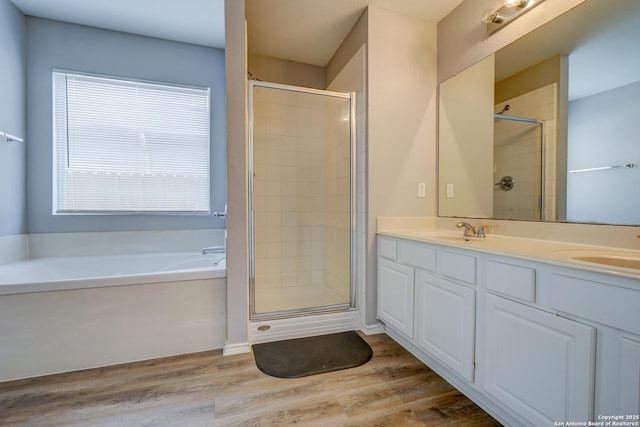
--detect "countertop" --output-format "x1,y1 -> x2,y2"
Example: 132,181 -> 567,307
378,228 -> 640,281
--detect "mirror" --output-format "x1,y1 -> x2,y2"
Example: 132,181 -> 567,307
438,0 -> 640,225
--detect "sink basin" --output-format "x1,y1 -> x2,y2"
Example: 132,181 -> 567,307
573,255 -> 640,270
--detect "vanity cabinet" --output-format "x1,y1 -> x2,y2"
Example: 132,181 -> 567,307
483,294 -> 595,425
549,271 -> 640,416
378,236 -> 477,381
377,233 -> 640,426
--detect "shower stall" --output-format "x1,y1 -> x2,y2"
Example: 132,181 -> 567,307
493,113 -> 544,221
248,81 -> 356,320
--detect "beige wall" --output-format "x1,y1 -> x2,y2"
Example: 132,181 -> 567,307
495,55 -> 563,104
367,6 -> 437,324
224,0 -> 249,354
438,54 -> 495,218
326,9 -> 368,86
437,0 -> 586,83
248,54 -> 325,89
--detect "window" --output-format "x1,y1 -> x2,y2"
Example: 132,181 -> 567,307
52,71 -> 210,214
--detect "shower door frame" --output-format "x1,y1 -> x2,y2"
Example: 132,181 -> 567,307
248,80 -> 357,320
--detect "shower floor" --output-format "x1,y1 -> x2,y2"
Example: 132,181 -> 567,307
254,284 -> 348,315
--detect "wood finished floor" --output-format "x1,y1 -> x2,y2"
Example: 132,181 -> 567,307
0,333 -> 501,426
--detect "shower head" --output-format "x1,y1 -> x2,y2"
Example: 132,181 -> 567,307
497,104 -> 510,115
247,70 -> 261,81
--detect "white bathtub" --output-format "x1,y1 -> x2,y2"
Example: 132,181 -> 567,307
0,251 -> 226,295
0,230 -> 228,382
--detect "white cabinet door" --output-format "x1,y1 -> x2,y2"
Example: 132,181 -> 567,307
377,258 -> 414,339
620,336 -> 640,415
484,294 -> 595,426
595,332 -> 640,416
415,271 -> 475,381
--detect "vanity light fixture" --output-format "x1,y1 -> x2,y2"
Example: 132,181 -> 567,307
483,0 -> 545,34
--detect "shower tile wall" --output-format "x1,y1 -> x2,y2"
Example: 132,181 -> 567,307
253,87 -> 350,301
494,83 -> 558,220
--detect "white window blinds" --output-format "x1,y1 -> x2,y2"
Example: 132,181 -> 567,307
53,71 -> 210,214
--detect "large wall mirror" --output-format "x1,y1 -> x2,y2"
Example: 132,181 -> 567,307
438,0 -> 640,225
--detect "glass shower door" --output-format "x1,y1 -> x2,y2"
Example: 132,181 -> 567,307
493,116 -> 544,221
249,81 -> 354,319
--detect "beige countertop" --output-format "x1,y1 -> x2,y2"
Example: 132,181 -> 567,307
378,227 -> 640,281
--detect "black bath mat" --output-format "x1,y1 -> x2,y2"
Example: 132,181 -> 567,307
252,331 -> 373,378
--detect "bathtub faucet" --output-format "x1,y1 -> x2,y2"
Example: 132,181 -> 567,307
201,245 -> 225,255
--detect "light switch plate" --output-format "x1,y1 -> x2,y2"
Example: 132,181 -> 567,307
417,182 -> 426,198
446,184 -> 454,198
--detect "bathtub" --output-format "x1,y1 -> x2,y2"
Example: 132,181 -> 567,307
0,251 -> 226,296
0,230 -> 228,382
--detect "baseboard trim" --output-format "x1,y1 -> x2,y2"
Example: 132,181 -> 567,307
223,341 -> 251,356
360,321 -> 385,335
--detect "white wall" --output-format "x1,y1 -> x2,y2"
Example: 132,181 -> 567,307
0,0 -> 26,237
224,0 -> 250,355
567,81 -> 640,224
367,6 -> 437,324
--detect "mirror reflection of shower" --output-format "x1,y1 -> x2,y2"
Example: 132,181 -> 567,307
493,83 -> 559,221
493,105 -> 545,221
248,81 -> 355,320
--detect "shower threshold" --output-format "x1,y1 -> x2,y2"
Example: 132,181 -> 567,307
253,284 -> 350,319
249,308 -> 362,344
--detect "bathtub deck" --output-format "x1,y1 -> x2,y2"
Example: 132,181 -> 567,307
0,333 -> 500,427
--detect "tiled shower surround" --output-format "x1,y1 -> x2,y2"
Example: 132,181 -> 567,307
252,86 -> 352,313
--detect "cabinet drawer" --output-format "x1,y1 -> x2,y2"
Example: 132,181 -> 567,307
398,241 -> 436,272
378,237 -> 397,260
551,274 -> 640,335
486,260 -> 536,302
442,250 -> 477,285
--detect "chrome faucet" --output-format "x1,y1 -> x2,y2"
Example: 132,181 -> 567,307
455,222 -> 487,238
456,222 -> 477,237
201,245 -> 225,255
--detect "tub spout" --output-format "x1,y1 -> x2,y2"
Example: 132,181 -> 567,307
202,246 -> 225,255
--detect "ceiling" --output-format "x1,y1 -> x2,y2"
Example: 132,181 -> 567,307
9,0 -> 463,66
246,0 -> 465,66
9,0 -> 226,49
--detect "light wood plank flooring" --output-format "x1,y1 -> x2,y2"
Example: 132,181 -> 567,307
0,333 -> 501,426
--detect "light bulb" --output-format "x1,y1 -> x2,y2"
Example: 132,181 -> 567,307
504,0 -> 530,8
